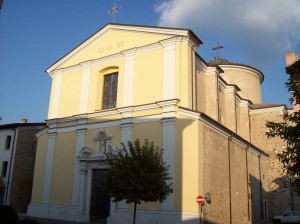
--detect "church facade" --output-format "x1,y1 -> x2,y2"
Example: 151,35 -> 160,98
28,24 -> 295,223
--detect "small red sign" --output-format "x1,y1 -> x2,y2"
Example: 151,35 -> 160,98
196,195 -> 204,205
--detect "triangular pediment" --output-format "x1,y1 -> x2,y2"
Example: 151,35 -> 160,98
46,23 -> 201,73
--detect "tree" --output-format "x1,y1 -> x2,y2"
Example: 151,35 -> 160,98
266,67 -> 300,194
106,139 -> 173,224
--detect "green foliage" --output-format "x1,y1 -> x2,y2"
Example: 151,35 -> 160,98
106,139 -> 173,223
266,70 -> 300,194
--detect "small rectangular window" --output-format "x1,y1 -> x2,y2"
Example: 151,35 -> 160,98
5,136 -> 11,149
2,161 -> 8,177
102,73 -> 118,109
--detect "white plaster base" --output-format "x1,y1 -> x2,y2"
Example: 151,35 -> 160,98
108,208 -> 200,224
28,203 -> 200,224
27,202 -> 88,222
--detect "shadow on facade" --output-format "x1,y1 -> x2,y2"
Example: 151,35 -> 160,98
249,172 -> 300,222
267,175 -> 300,218
249,174 -> 265,223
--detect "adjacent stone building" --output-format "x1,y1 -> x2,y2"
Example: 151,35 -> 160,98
27,23 -> 298,223
0,120 -> 46,212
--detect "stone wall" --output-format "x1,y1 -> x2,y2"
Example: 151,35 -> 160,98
10,126 -> 42,213
201,123 -> 265,223
250,107 -> 298,218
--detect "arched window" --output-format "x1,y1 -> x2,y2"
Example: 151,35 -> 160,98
102,72 -> 118,109
99,66 -> 119,110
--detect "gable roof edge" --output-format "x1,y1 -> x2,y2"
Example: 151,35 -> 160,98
46,23 -> 202,74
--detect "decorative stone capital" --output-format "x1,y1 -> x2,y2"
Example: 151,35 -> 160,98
80,162 -> 88,175
118,107 -> 134,118
80,61 -> 92,70
77,147 -> 92,159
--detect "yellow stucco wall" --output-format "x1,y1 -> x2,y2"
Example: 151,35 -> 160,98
58,70 -> 82,118
175,116 -> 199,212
51,132 -> 76,204
134,49 -> 164,105
131,121 -> 162,149
177,44 -> 193,109
31,133 -> 48,202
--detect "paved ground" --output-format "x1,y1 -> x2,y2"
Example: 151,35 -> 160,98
19,215 -> 90,224
19,215 -> 274,224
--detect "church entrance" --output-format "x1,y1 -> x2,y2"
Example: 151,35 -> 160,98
90,169 -> 110,224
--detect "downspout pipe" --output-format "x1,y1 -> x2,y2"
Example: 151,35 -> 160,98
228,134 -> 233,224
4,127 -> 18,205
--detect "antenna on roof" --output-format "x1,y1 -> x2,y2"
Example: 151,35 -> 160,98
212,42 -> 223,61
108,1 -> 121,23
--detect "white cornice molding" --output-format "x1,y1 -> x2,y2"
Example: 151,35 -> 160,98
159,36 -> 180,47
46,99 -> 178,127
118,107 -> 134,118
134,103 -> 158,112
49,69 -> 64,78
35,127 -> 49,138
136,43 -> 162,55
236,96 -> 250,107
195,57 -> 206,72
205,66 -> 222,76
157,99 -> 179,119
219,80 -> 237,94
133,114 -> 162,124
249,105 -> 286,115
178,107 -> 268,158
121,48 -> 136,57
48,41 -> 164,76
178,108 -> 200,120
80,60 -> 92,69
92,53 -> 124,66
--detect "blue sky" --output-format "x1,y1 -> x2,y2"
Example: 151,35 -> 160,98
0,0 -> 300,124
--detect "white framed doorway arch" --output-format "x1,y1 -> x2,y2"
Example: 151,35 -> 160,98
78,157 -> 116,223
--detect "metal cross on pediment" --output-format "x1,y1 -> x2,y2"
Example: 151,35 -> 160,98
108,2 -> 121,23
212,42 -> 224,61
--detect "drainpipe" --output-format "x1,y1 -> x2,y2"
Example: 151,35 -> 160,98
258,155 -> 263,221
245,144 -> 250,223
228,134 -> 233,224
4,127 -> 18,205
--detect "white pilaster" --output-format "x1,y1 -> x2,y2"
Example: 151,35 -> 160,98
79,162 -> 88,217
72,128 -> 87,206
49,70 -> 63,119
42,132 -> 57,203
161,39 -> 176,100
161,118 -> 175,210
79,62 -> 92,114
121,122 -> 133,144
122,49 -> 136,107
